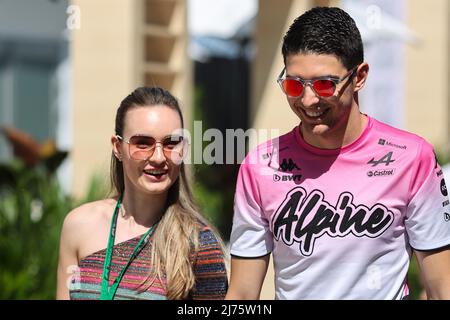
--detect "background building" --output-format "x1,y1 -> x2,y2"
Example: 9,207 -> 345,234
70,0 -> 191,198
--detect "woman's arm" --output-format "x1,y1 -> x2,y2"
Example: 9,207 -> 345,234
56,210 -> 81,300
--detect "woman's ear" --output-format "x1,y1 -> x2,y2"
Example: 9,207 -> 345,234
354,62 -> 369,93
111,135 -> 122,161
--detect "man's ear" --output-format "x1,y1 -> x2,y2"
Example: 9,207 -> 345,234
354,62 -> 369,93
111,135 -> 122,161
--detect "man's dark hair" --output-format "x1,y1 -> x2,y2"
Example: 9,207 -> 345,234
282,7 -> 364,70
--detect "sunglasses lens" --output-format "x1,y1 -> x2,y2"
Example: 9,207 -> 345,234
164,137 -> 186,164
282,79 -> 304,97
127,135 -> 187,162
313,80 -> 335,97
162,136 -> 183,150
128,136 -> 156,160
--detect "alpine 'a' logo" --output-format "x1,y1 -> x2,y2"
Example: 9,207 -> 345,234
272,187 -> 395,256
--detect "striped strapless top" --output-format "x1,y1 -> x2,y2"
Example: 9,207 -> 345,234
69,224 -> 228,300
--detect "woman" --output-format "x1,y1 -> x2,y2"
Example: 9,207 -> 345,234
56,87 -> 228,300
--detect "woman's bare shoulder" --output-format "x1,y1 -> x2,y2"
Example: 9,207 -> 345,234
64,199 -> 115,226
61,199 -> 116,245
59,198 -> 119,266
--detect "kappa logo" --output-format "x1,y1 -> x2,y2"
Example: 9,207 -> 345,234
278,158 -> 300,172
273,158 -> 302,182
272,188 -> 394,256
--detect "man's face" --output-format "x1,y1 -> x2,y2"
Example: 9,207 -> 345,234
284,53 -> 358,137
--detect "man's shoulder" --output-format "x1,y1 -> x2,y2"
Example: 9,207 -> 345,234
370,118 -> 431,152
243,128 -> 296,164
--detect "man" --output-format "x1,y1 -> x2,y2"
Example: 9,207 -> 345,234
226,7 -> 450,299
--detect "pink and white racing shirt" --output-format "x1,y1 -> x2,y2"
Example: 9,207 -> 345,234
230,116 -> 450,299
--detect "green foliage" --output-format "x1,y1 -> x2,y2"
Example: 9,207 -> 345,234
189,87 -> 237,240
190,88 -> 224,232
408,254 -> 426,300
191,175 -> 235,239
0,160 -> 107,299
435,147 -> 450,167
74,173 -> 110,206
0,161 -> 71,299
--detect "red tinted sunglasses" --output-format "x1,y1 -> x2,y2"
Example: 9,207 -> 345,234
277,66 -> 357,98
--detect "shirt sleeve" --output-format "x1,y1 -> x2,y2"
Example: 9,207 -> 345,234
405,139 -> 450,250
191,225 -> 228,300
229,157 -> 273,257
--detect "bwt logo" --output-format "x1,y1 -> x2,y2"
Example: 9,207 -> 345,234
273,174 -> 302,182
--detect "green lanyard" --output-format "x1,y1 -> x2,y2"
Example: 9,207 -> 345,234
100,195 -> 158,300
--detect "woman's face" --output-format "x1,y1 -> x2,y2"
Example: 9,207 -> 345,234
113,105 -> 184,196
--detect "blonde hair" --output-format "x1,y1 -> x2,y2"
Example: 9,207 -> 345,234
144,165 -> 210,298
110,87 -> 226,299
